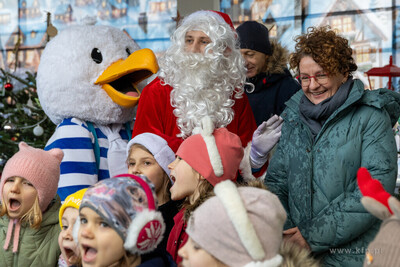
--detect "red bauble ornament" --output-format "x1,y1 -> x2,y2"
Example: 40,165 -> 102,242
4,82 -> 13,91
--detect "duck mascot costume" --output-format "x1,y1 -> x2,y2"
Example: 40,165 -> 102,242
37,22 -> 158,200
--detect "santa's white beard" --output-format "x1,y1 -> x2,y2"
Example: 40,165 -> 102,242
165,53 -> 235,139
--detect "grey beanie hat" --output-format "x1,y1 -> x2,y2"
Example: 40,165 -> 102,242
186,180 -> 286,267
236,21 -> 272,55
127,133 -> 175,181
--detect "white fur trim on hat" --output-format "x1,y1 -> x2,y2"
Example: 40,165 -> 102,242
242,254 -> 283,267
214,180 -> 265,261
124,209 -> 166,254
240,142 -> 258,181
72,216 -> 81,246
183,10 -> 227,28
200,116 -> 223,177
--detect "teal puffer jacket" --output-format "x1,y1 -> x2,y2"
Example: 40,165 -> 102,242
0,195 -> 61,267
265,79 -> 400,267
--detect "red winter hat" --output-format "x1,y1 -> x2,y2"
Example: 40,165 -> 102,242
1,142 -> 63,211
177,117 -> 243,186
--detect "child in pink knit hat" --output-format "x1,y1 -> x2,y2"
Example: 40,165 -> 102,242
166,117 -> 244,264
0,142 -> 64,267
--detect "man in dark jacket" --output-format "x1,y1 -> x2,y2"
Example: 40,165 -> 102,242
237,21 -> 300,126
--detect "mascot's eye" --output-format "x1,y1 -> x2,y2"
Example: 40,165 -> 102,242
126,48 -> 131,56
91,48 -> 103,64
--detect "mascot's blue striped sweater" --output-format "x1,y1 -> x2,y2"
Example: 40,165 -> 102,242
45,118 -> 131,200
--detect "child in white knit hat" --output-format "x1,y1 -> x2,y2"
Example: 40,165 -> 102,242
0,142 -> 64,266
126,132 -> 178,251
126,132 -> 175,207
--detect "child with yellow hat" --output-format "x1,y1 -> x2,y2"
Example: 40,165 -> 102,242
58,189 -> 87,267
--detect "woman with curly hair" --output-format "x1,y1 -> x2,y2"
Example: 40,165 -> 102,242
265,26 -> 400,266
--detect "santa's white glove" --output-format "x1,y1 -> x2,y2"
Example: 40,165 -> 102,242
250,115 -> 283,169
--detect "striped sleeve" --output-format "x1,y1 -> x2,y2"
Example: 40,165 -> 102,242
45,118 -> 98,201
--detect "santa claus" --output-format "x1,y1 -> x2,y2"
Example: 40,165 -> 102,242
133,10 -> 282,177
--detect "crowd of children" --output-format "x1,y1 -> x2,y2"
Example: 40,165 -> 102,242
0,118 -> 322,267
1,124 -> 399,266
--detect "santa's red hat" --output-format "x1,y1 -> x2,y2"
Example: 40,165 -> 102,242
183,10 -> 235,31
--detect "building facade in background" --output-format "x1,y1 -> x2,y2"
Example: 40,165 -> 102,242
0,0 -> 177,71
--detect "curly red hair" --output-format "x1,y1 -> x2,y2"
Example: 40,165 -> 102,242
289,26 -> 357,75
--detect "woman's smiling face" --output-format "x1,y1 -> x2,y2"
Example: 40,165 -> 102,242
299,56 -> 347,105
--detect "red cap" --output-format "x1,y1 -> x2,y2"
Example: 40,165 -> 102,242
177,128 -> 243,186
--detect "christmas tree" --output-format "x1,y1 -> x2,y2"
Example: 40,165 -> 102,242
0,68 -> 55,172
0,12 -> 58,173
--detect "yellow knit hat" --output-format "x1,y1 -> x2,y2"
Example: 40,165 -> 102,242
59,188 -> 87,229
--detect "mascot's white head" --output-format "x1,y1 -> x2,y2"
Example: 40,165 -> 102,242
158,10 -> 247,139
37,24 -> 157,125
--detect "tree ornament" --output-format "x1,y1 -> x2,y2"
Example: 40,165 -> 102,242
4,82 -> 13,91
11,136 -> 18,141
26,99 -> 35,109
33,125 -> 44,136
46,12 -> 58,40
3,122 -> 16,132
0,156 -> 5,168
6,96 -> 16,106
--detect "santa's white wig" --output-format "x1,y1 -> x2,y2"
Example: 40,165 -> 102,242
159,10 -> 247,139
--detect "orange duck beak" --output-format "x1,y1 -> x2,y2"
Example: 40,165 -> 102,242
95,48 -> 158,107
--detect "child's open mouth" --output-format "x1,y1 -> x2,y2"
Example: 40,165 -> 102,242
82,244 -> 97,263
8,198 -> 21,211
170,174 -> 176,183
63,247 -> 78,263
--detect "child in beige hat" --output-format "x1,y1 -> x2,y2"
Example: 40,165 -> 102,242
179,180 -> 286,267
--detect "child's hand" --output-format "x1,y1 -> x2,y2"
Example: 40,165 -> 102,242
283,227 -> 311,251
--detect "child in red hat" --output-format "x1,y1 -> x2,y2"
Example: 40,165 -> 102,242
0,142 -> 64,266
166,117 -> 244,264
